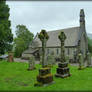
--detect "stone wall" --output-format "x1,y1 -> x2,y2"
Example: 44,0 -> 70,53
21,53 -> 33,60
39,47 -> 77,62
80,33 -> 87,59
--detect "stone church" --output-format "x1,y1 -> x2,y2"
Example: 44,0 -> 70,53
22,9 -> 88,63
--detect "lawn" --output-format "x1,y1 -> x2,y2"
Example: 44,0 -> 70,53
0,60 -> 92,91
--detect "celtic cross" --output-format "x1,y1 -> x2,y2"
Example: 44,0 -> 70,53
38,29 -> 49,67
58,32 -> 66,63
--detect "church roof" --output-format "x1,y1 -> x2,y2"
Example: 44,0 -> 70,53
31,26 -> 81,47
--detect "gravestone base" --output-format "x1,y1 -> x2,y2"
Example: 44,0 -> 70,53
78,65 -> 85,70
27,67 -> 36,71
87,65 -> 92,67
8,52 -> 14,62
78,67 -> 85,70
47,64 -> 53,68
55,62 -> 70,78
34,67 -> 53,86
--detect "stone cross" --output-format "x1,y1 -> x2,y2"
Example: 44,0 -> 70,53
58,32 -> 66,63
28,55 -> 35,70
38,29 -> 49,68
55,31 -> 70,78
87,52 -> 92,67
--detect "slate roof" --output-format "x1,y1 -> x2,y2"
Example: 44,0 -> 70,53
31,26 -> 81,47
23,48 -> 38,54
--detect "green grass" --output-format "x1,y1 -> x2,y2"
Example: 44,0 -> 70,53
0,60 -> 92,91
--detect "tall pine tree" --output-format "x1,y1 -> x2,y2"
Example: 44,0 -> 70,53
0,1 -> 13,54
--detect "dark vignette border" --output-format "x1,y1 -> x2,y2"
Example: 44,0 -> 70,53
1,0 -> 92,92
6,0 -> 92,1
0,90 -> 92,92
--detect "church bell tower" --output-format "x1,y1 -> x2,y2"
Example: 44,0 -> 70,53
80,9 -> 85,29
79,9 -> 88,57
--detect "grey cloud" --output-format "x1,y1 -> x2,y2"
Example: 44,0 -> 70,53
6,1 -> 92,37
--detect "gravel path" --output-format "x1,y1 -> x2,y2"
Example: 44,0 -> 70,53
14,58 -> 40,64
14,57 -> 92,66
14,58 -> 28,63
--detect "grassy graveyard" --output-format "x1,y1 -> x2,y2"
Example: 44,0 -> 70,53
0,60 -> 92,91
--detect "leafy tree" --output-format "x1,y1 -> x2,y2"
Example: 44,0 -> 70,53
14,38 -> 26,57
16,25 -> 34,48
0,1 -> 13,54
14,25 -> 34,57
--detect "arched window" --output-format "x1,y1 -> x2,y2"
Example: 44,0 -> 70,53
57,48 -> 59,55
68,48 -> 69,55
47,49 -> 49,54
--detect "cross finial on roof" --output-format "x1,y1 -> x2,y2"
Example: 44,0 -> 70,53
80,9 -> 85,17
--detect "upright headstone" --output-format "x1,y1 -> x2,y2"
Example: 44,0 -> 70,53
66,55 -> 69,64
78,52 -> 84,70
55,32 -> 70,78
73,51 -> 77,63
47,51 -> 55,67
87,52 -> 92,67
27,55 -> 36,70
34,30 -> 53,86
8,52 -> 14,62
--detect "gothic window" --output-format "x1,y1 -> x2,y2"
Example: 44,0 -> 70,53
67,48 -> 69,55
57,48 -> 59,55
47,49 -> 49,54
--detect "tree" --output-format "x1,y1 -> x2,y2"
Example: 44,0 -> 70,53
16,25 -> 34,48
14,25 -> 34,57
0,1 -> 13,54
14,38 -> 26,57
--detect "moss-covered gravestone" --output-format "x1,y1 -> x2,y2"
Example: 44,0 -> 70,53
34,30 -> 53,86
87,52 -> 92,67
27,55 -> 36,71
47,51 -> 55,67
78,52 -> 84,70
55,32 -> 70,78
8,52 -> 14,62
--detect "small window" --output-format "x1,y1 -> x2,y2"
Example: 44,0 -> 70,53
47,49 -> 49,54
57,48 -> 59,55
68,48 -> 69,55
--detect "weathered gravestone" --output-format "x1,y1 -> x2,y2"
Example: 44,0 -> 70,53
65,55 -> 69,64
34,29 -> 53,86
78,52 -> 84,70
87,52 -> 92,67
8,52 -> 14,62
27,55 -> 36,71
55,32 -> 70,78
47,51 -> 55,67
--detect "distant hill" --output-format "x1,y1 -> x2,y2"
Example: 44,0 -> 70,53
87,33 -> 92,39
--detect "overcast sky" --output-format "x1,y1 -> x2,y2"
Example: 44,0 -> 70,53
6,1 -> 92,37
